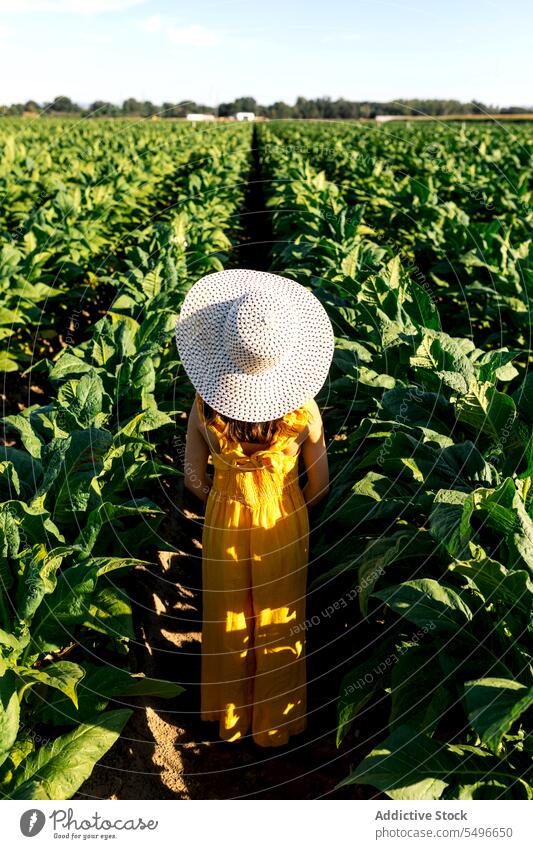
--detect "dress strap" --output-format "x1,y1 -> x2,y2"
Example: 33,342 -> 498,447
272,405 -> 309,448
195,391 -> 203,419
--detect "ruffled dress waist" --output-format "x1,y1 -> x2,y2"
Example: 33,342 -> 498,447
196,394 -> 308,509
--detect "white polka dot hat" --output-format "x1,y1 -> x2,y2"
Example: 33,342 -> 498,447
175,269 -> 335,422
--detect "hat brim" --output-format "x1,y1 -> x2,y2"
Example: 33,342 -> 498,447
175,269 -> 335,422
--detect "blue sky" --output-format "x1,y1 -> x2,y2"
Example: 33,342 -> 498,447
0,0 -> 531,107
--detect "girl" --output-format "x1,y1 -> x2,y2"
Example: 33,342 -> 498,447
175,269 -> 334,747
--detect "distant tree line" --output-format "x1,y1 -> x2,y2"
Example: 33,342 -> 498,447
216,96 -> 531,118
1,94 -> 530,118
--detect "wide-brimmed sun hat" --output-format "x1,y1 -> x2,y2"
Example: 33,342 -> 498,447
175,269 -> 335,422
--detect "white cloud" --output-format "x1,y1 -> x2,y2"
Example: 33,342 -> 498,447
138,15 -> 221,46
140,14 -> 163,33
0,24 -> 10,41
0,0 -> 147,13
320,31 -> 362,44
169,24 -> 220,47
78,30 -> 114,44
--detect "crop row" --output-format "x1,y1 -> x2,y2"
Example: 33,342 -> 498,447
0,116 -> 531,801
257,123 -> 533,800
0,124 -> 251,799
262,121 -> 532,350
0,121 -> 247,374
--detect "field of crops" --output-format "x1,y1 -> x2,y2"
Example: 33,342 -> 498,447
0,117 -> 532,801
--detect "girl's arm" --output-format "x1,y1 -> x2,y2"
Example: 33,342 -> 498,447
301,399 -> 330,507
183,398 -> 212,503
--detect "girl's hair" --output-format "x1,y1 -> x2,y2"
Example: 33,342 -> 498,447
201,397 -> 282,444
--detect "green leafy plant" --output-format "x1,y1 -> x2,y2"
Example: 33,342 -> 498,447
0,120 -> 252,798
259,122 -> 532,799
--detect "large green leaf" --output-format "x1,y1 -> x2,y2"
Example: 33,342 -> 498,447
357,530 -> 436,616
457,779 -> 530,800
380,387 -> 454,437
1,414 -> 43,459
429,489 -> 474,558
37,429 -> 112,521
0,460 -> 20,501
88,316 -> 136,369
37,663 -> 184,725
31,556 -> 139,651
83,586 -> 134,640
336,633 -> 400,746
353,421 -> 494,491
0,306 -> 25,326
433,441 -> 496,489
411,331 -> 475,395
48,352 -> 96,384
30,561 -> 99,651
512,372 -> 533,426
74,499 -> 164,556
389,644 -> 452,735
0,504 -> 20,591
449,546 -> 532,616
405,279 -> 442,331
117,407 -> 173,435
0,667 -> 20,769
336,724 -> 525,799
455,380 -> 517,442
0,501 -> 64,552
8,709 -> 132,799
475,348 -> 520,383
319,466 -> 434,534
0,447 -> 42,497
19,661 -> 85,708
57,370 -> 109,428
464,678 -> 533,755
474,479 -> 533,574
17,545 -> 76,624
0,352 -> 20,373
372,578 -> 473,632
336,724 -> 454,798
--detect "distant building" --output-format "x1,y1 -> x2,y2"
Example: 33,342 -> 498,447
186,113 -> 215,121
235,112 -> 255,121
375,115 -> 405,122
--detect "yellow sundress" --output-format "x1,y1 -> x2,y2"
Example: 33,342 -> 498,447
196,393 -> 310,747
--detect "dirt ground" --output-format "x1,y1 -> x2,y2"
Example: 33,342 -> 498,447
75,481 -> 386,801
